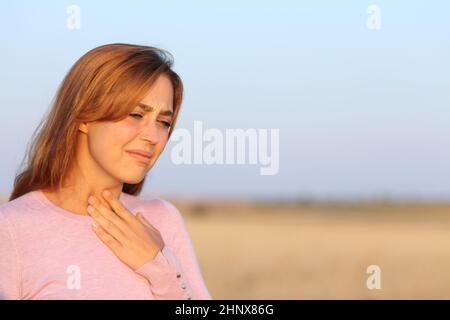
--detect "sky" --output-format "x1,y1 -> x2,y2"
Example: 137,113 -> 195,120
0,1 -> 449,201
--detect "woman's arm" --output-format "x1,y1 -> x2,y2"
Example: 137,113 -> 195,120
135,200 -> 212,300
0,211 -> 21,300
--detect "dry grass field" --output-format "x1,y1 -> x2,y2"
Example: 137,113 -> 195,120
174,200 -> 450,299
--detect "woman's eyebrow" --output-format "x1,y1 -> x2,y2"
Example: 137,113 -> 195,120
137,102 -> 173,117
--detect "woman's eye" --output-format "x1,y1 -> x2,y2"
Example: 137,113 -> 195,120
129,113 -> 143,119
159,120 -> 171,128
129,114 -> 170,128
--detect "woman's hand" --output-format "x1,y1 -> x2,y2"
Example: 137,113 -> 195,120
86,189 -> 165,270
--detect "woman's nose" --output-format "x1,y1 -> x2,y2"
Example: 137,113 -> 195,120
141,122 -> 159,144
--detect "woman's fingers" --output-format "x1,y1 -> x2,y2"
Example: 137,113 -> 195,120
136,212 -> 164,250
87,204 -> 127,244
101,190 -> 138,225
137,212 -> 159,231
91,223 -> 122,251
137,212 -> 151,227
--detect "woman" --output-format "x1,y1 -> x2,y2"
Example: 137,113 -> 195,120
0,43 -> 212,300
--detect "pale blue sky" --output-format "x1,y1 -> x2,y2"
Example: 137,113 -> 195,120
1,1 -> 449,201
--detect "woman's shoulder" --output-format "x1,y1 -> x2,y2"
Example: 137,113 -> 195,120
123,192 -> 181,216
122,193 -> 186,230
0,191 -> 43,234
0,191 -> 40,220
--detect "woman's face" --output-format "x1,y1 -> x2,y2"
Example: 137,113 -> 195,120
81,74 -> 175,185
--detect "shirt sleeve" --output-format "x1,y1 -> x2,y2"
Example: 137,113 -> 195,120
0,212 -> 22,300
134,200 -> 212,300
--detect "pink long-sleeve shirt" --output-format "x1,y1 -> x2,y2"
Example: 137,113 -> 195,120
0,190 -> 212,300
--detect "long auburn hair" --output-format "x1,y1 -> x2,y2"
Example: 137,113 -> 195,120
9,43 -> 183,202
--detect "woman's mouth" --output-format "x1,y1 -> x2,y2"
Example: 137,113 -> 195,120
126,151 -> 152,164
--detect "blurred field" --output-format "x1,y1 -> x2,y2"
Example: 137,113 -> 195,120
173,200 -> 450,299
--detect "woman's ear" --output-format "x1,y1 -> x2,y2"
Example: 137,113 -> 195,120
78,123 -> 88,134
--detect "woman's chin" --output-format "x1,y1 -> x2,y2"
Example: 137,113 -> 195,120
120,173 -> 146,185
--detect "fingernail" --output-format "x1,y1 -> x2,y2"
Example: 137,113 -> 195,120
87,205 -> 95,214
103,190 -> 111,197
88,196 -> 96,204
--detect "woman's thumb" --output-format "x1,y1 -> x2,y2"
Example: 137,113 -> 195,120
137,212 -> 150,226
